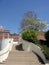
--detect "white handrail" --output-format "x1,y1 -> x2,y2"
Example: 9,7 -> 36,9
0,38 -> 13,62
0,43 -> 10,56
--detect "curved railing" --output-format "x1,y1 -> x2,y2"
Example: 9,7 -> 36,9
22,40 -> 47,64
0,38 -> 13,62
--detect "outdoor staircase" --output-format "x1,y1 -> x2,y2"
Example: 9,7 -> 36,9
0,44 -> 44,65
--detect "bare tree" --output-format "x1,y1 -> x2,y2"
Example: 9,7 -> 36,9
20,11 -> 46,31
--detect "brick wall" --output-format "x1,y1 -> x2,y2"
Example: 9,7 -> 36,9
10,34 -> 19,42
0,32 -> 10,39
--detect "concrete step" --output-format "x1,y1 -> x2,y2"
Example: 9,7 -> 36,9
0,44 -> 45,65
7,52 -> 40,63
0,61 -> 45,65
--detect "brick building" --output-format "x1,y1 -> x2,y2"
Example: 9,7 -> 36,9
0,26 -> 10,39
10,34 -> 19,42
0,26 -> 19,41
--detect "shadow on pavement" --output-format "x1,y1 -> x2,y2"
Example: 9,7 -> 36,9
15,44 -> 24,51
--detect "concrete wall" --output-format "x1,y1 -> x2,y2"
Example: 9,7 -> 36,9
0,38 -> 13,50
22,40 -> 47,63
0,38 -> 13,62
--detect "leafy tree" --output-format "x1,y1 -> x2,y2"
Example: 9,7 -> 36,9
20,11 -> 46,31
21,29 -> 38,43
40,22 -> 46,31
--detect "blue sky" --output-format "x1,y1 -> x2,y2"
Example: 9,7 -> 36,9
0,0 -> 49,33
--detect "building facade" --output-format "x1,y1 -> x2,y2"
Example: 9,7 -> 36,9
0,26 -> 19,41
0,26 -> 10,39
10,34 -> 19,42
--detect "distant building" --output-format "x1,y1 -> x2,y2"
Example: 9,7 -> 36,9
10,34 -> 19,42
0,26 -> 19,42
0,26 -> 10,39
37,31 -> 46,40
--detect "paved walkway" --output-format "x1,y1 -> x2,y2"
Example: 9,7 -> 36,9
0,44 -> 44,65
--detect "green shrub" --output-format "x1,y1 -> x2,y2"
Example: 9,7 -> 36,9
37,43 -> 49,59
21,29 -> 38,43
45,30 -> 49,41
43,45 -> 49,59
